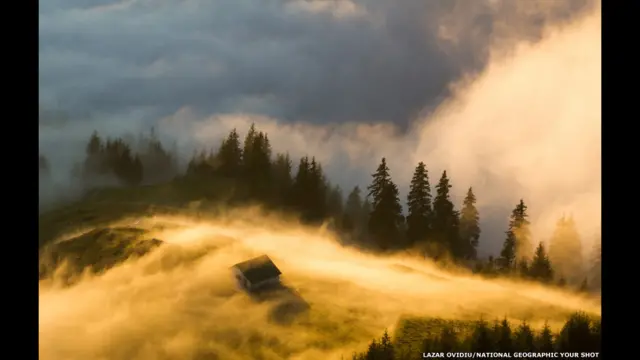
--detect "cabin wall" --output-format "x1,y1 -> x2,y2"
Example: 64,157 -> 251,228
232,267 -> 249,289
251,276 -> 281,290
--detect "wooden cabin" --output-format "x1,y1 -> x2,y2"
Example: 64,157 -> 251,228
231,255 -> 282,291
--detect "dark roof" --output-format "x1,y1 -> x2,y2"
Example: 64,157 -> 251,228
233,255 -> 282,284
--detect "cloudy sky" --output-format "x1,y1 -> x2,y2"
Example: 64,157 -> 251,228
39,0 -> 600,255
39,0 -> 591,126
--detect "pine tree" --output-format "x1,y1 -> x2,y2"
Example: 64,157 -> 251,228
292,156 -> 312,219
378,329 -> 394,359
436,326 -> 458,352
327,184 -> 344,225
272,153 -> 294,207
406,162 -> 432,247
470,319 -> 493,352
511,199 -> 533,259
556,312 -> 594,352
86,131 -> 102,156
529,242 -> 554,283
459,187 -> 480,260
549,215 -> 584,284
342,186 -> 363,233
499,231 -> 517,272
216,128 -> 243,178
579,278 -> 589,293
514,322 -> 536,352
242,128 -> 272,200
517,258 -> 530,278
536,322 -> 555,352
495,319 -> 514,352
368,158 -> 391,209
499,200 -> 532,272
367,158 -> 403,250
243,123 -> 257,164
308,158 -> 328,222
431,171 -> 461,257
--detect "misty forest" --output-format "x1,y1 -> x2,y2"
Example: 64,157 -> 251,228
39,125 -> 601,359
39,0 -> 601,358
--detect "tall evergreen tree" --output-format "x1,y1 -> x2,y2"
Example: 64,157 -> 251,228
308,158 -> 328,222
459,187 -> 481,260
536,323 -> 555,352
431,171 -> 461,257
243,129 -> 272,200
499,200 -> 532,272
514,322 -> 536,352
529,242 -> 554,283
342,186 -> 363,233
511,199 -> 533,259
495,319 -> 514,353
499,231 -> 517,272
548,215 -> 584,283
327,184 -> 344,224
216,128 -> 243,178
292,156 -> 328,223
406,162 -> 432,247
367,158 -> 403,250
272,152 -> 294,207
367,158 -> 391,209
292,156 -> 311,218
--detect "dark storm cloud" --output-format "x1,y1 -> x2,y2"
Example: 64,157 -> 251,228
39,0 -> 499,126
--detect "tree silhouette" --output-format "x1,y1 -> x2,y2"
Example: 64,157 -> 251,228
500,200 -> 532,272
529,242 -> 554,283
431,171 -> 460,258
216,128 -> 243,178
406,162 -> 432,248
459,187 -> 480,260
367,158 -> 403,250
549,215 -> 584,284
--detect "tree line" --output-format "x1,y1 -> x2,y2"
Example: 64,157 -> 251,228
351,312 -> 600,359
38,125 -> 601,290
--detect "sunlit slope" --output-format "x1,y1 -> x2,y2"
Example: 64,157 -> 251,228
39,209 -> 600,360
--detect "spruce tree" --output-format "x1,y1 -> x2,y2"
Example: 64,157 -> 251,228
243,129 -> 272,200
529,242 -> 554,283
343,186 -> 363,233
514,322 -> 536,352
431,171 -> 461,257
367,158 -> 403,250
470,319 -> 493,352
406,162 -> 432,247
499,200 -> 532,272
308,158 -> 328,222
556,312 -> 594,352
512,199 -> 533,259
292,156 -> 311,215
495,319 -> 514,353
536,322 -> 555,352
368,158 -> 391,209
459,187 -> 480,260
216,128 -> 243,178
378,329 -> 394,359
327,184 -> 344,224
549,215 -> 584,284
499,231 -> 517,272
272,153 -> 294,207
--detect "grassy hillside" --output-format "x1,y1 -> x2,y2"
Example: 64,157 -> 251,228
38,177 -> 247,248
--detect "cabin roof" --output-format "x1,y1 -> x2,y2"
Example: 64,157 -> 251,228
233,255 -> 282,284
